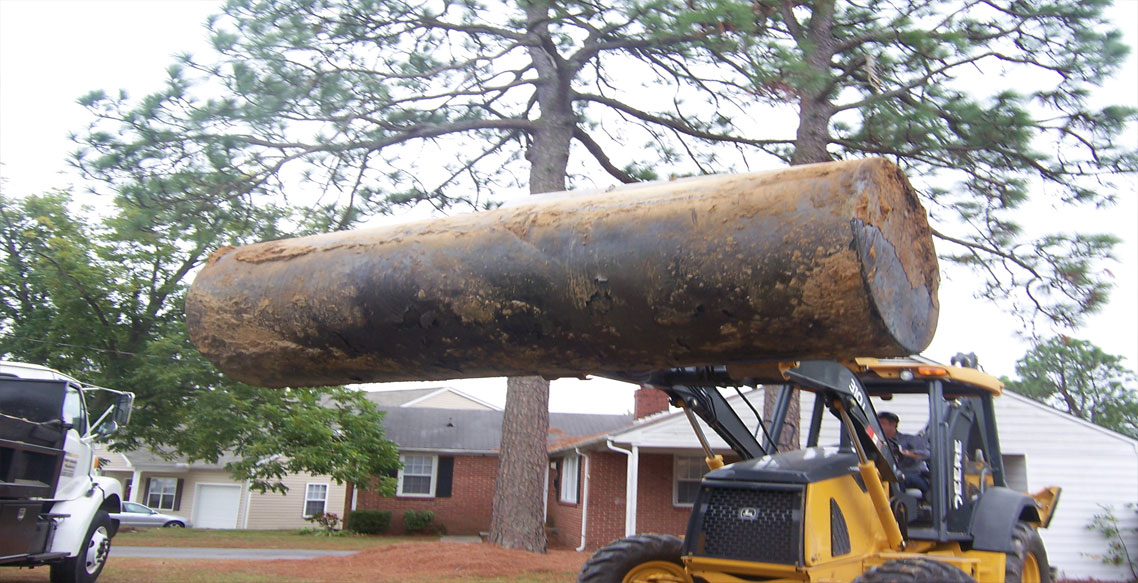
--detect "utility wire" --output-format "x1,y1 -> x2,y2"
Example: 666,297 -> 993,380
1,336 -> 185,361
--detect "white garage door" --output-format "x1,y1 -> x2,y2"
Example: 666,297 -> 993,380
193,484 -> 242,529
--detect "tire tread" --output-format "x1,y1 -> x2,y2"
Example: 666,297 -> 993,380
577,534 -> 684,583
854,557 -> 976,583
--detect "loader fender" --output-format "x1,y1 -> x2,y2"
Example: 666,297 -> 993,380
968,487 -> 1041,553
47,477 -> 123,556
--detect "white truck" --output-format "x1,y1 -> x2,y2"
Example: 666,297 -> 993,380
0,361 -> 134,583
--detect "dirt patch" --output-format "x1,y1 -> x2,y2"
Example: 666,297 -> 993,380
3,542 -> 587,583
208,541 -> 585,582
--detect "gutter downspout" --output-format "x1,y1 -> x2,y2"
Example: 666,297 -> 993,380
575,448 -> 591,552
606,440 -> 638,537
241,481 -> 252,529
121,453 -> 143,504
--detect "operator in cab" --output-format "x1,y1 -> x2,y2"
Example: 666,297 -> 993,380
877,411 -> 930,492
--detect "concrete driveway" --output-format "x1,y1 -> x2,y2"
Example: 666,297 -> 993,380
114,546 -> 356,560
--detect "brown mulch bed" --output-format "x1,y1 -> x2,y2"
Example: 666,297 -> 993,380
253,542 -> 587,581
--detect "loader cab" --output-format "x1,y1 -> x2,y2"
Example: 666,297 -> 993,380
662,356 -> 1020,575
604,358 -> 1054,582
832,357 -> 1008,543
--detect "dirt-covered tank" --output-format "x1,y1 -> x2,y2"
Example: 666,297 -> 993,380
186,158 -> 939,387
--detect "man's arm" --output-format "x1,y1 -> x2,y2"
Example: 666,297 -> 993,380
898,434 -> 930,459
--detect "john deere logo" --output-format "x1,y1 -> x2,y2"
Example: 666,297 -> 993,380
738,507 -> 759,521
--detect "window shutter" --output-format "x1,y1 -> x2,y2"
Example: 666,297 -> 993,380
436,456 -> 454,498
173,478 -> 184,511
573,458 -> 582,502
143,477 -> 151,504
554,459 -> 562,494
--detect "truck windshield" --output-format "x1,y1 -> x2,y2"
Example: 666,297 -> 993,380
0,378 -> 68,423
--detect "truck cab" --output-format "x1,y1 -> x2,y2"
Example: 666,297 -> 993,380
1,361 -> 134,583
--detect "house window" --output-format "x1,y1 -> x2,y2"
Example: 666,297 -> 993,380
1002,454 -> 1029,492
304,483 -> 329,517
398,454 -> 437,497
674,456 -> 708,506
559,455 -> 579,504
146,477 -> 179,510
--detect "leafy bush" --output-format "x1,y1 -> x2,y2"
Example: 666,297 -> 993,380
301,512 -> 342,536
345,510 -> 392,535
1089,503 -> 1138,582
403,510 -> 445,535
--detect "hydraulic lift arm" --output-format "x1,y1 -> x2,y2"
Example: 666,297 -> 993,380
614,361 -> 902,479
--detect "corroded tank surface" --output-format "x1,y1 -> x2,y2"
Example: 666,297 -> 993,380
186,158 -> 939,387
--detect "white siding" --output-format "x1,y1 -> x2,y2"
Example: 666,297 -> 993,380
993,391 -> 1138,581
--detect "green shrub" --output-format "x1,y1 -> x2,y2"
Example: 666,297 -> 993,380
345,510 -> 392,534
304,512 -> 341,533
403,509 -> 445,535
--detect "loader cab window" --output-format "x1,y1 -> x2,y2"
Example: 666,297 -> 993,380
62,385 -> 88,434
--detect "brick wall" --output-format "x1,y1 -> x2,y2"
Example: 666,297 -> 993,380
546,450 -> 694,551
546,459 -> 583,549
585,451 -> 630,549
634,453 -> 694,536
353,454 -> 498,535
351,449 -> 696,547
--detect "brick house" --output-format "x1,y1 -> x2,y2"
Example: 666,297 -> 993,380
347,405 -> 633,535
545,386 -> 724,551
348,386 -> 714,545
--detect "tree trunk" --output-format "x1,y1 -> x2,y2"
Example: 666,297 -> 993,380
789,0 -> 836,167
489,0 -> 573,552
489,376 -> 550,552
776,0 -> 836,444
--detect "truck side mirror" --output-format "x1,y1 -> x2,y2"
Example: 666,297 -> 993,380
114,393 -> 134,426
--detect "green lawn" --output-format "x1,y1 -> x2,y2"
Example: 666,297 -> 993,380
114,527 -> 421,550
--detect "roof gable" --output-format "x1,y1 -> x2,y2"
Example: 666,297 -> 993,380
378,407 -> 632,452
363,387 -> 501,410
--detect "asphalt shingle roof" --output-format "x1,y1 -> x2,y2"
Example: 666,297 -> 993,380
377,407 -> 632,452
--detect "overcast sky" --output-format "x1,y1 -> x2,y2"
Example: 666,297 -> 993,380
1,0 -> 1135,413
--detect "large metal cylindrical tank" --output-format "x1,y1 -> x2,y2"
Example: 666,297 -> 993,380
186,158 -> 939,387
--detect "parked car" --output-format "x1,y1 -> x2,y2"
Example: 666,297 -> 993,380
112,501 -> 192,528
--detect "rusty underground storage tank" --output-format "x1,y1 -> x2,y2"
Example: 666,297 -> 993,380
186,157 -> 939,388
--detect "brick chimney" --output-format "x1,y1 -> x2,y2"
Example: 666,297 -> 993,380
634,386 -> 671,420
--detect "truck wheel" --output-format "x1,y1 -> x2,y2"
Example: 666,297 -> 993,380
854,558 -> 976,583
1007,521 -> 1051,583
577,534 -> 690,583
50,510 -> 113,583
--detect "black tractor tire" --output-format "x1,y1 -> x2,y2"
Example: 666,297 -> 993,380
854,558 -> 977,583
577,534 -> 689,583
50,510 -> 114,583
1007,521 -> 1052,583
